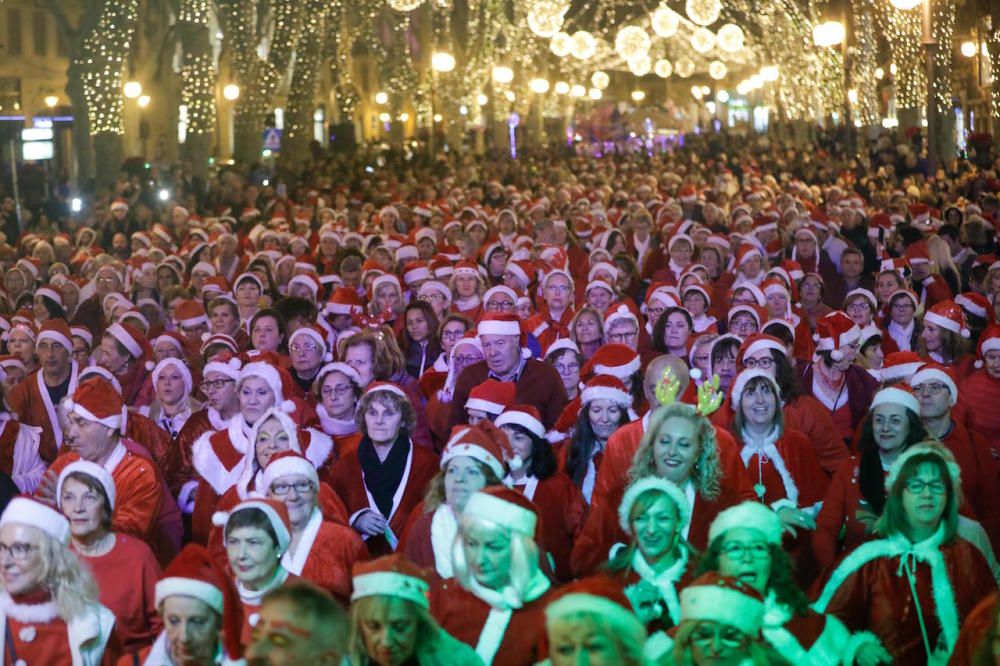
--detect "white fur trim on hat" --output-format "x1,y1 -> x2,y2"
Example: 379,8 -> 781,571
239,361 -> 295,413
483,285 -> 518,305
465,397 -> 507,416
441,429 -> 505,479
316,361 -> 363,388
605,304 -> 639,328
923,310 -> 970,338
37,329 -> 72,353
463,491 -> 536,536
63,396 -> 124,431
477,319 -> 521,337
213,500 -> 291,555
908,367 -> 958,406
884,442 -> 961,492
869,387 -> 920,415
57,460 -> 117,510
545,339 -> 580,358
495,410 -> 545,439
70,327 -> 93,348
0,497 -> 70,545
153,357 -> 194,397
708,501 -> 783,546
545,593 -> 645,644
845,288 -> 877,311
351,572 -> 429,608
618,477 -> 690,535
203,356 -> 242,381
260,455 -> 319,494
956,294 -> 988,319
581,383 -> 632,407
106,323 -> 145,362
155,578 -> 224,614
729,369 -> 782,412
680,581 -> 764,634
288,327 -> 330,361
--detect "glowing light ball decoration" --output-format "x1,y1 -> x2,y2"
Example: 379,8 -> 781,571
690,27 -> 715,54
615,26 -> 651,62
675,60 -> 695,78
888,0 -> 923,8
651,5 -> 680,38
527,0 -> 568,38
492,66 -> 514,84
654,59 -> 673,78
388,0 -> 423,10
708,60 -> 727,79
628,54 -> 652,77
716,24 -> 745,53
571,31 -> 597,60
550,32 -> 573,57
760,65 -> 779,82
591,71 -> 610,89
685,0 -> 721,26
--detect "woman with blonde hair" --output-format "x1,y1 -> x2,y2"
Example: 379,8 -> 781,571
0,497 -> 120,663
349,555 -> 482,665
927,235 -> 962,296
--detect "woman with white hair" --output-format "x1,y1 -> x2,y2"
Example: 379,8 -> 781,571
142,357 -> 202,439
0,496 -> 119,663
430,486 -> 554,665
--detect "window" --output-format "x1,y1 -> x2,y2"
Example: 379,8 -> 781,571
7,9 -> 22,56
32,11 -> 46,57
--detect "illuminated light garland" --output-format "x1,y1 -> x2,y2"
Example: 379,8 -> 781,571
989,20 -> 1000,118
874,3 -> 924,110
850,0 -> 881,126
930,0 -> 956,114
685,0 -> 721,27
716,23 -> 745,52
551,31 -> 573,57
708,60 -> 727,80
690,27 -> 716,54
615,26 -> 652,62
675,60 -> 695,78
284,0 -> 331,151
80,0 -> 139,135
654,59 -> 673,78
571,31 -> 597,60
388,0 -> 423,11
527,0 -> 568,38
628,54 -> 652,76
591,70 -> 610,89
651,5 -> 680,38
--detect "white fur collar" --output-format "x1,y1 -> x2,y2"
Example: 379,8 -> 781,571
316,404 -> 358,437
237,567 -> 290,607
0,591 -> 57,623
206,407 -> 230,432
739,428 -> 799,505
430,504 -> 458,579
631,548 -> 688,624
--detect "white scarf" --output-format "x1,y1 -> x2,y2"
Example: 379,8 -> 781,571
454,295 -> 481,311
888,319 -> 916,352
282,508 -> 323,575
316,403 -> 358,437
631,548 -> 688,625
692,314 -> 717,333
468,569 -> 551,664
740,426 -> 799,505
432,352 -> 450,373
237,567 -> 290,608
430,504 -> 459,579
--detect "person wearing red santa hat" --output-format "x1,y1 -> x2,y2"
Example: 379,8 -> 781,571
143,357 -> 200,439
702,502 -> 890,665
815,442 -> 997,663
544,576 -> 648,666
329,382 -> 439,556
959,324 -> 1000,447
7,318 -> 80,463
348,555 -> 481,665
287,324 -> 331,393
448,313 -> 567,431
919,299 -> 976,379
214,498 -> 299,646
0,496 -> 121,664
907,362 -> 1000,552
881,288 -> 922,354
812,386 -> 930,570
430,486 -> 555,665
800,311 -> 878,442
496,405 -> 586,583
465,379 -> 516,425
98,321 -> 156,408
42,377 -> 182,564
449,260 -> 485,321
125,544 -> 244,665
312,361 -> 364,457
725,369 -> 828,534
906,240 -> 954,308
56,460 -> 161,651
399,423 -> 509,579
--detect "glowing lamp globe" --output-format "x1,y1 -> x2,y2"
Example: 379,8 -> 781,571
888,0 -> 923,8
554,81 -> 570,94
492,66 -> 514,84
654,59 -> 673,78
529,78 -> 551,94
960,41 -> 976,58
812,21 -> 845,47
615,26 -> 651,62
709,60 -> 727,80
685,0 -> 721,26
675,60 -> 695,78
388,0 -> 422,10
550,32 -> 573,57
431,52 -> 456,72
223,84 -> 240,101
571,31 -> 597,60
628,54 -> 652,77
690,27 -> 716,54
716,24 -> 745,53
591,71 -> 610,89
123,81 -> 142,99
760,65 -> 779,82
651,5 -> 680,38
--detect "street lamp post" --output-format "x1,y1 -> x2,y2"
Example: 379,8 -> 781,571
430,51 -> 455,159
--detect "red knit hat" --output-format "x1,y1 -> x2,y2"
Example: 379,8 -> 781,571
174,299 -> 208,329
923,300 -> 970,338
37,319 -> 73,352
156,544 -> 244,660
463,486 -> 539,538
881,351 -> 926,383
104,322 -> 155,371
813,312 -> 861,360
351,554 -> 430,608
441,422 -> 514,478
680,572 -> 765,635
976,324 -> 1000,368
580,343 -> 641,381
64,378 -> 127,432
466,380 -> 517,417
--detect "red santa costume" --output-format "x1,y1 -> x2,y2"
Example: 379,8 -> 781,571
58,461 -> 162,652
450,260 -> 484,321
0,411 -> 44,493
430,487 -> 555,665
329,382 -> 440,556
0,497 -> 119,665
958,324 -> 1000,452
134,544 -> 245,665
814,444 -> 997,663
313,361 -> 364,459
103,322 -> 156,409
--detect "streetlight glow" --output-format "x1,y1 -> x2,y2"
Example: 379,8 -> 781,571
529,78 -> 551,94
492,66 -> 514,83
223,84 -> 240,101
631,90 -> 646,102
812,21 -> 845,47
431,52 -> 456,72
554,81 -> 570,95
44,95 -> 58,108
123,81 -> 142,99
888,0 -> 923,8
375,92 -> 389,105
137,95 -> 151,108
960,41 -> 977,58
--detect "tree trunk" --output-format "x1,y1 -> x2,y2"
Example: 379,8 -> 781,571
178,0 -> 216,178
92,134 -> 123,190
281,0 -> 330,165
233,109 -> 263,165
65,71 -> 93,187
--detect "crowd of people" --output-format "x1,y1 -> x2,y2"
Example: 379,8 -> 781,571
0,129 -> 999,664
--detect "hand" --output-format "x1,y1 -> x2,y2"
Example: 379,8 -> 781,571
696,374 -> 723,416
854,641 -> 892,666
654,367 -> 681,407
623,580 -> 663,625
35,468 -> 58,507
777,506 -> 816,536
353,510 -> 389,537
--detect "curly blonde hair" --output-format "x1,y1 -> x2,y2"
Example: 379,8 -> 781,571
3,526 -> 100,621
628,403 -> 721,500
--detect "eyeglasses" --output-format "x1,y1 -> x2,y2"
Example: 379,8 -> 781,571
554,362 -> 580,375
912,382 -> 948,396
200,378 -> 235,391
419,293 -> 444,302
608,330 -> 638,342
546,284 -> 572,293
720,541 -> 770,560
289,342 -> 320,353
0,542 -> 37,561
742,357 -> 774,370
441,329 -> 466,340
321,384 -> 353,397
270,480 -> 315,495
892,302 -> 915,311
690,623 -> 749,648
486,300 -> 515,312
454,354 -> 482,365
904,479 -> 947,495
846,301 -> 871,311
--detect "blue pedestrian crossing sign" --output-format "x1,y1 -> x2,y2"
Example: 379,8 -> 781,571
262,128 -> 282,151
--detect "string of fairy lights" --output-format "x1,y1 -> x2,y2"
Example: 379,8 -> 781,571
178,0 -> 216,137
284,0 -> 332,147
81,0 -> 139,135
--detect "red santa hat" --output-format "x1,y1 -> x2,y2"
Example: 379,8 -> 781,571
441,422 -> 514,479
402,262 -> 431,286
495,405 -> 546,440
156,544 -> 244,661
729,368 -> 782,412
174,299 -> 208,329
580,343 -> 641,381
923,300 -> 970,338
204,352 -> 243,381
678,185 -> 698,203
288,325 -> 332,363
976,324 -> 1000,369
679,573 -> 765,635
880,351 -> 926,383
544,579 -> 647,652
366,381 -> 407,401
110,199 -> 129,212
727,304 -> 763,329
325,287 -> 364,317
414,228 -> 438,245
200,333 -> 239,355
733,282 -> 766,307
105,322 -> 155,371
77,367 -> 123,395
905,240 -> 932,265
908,362 -> 959,406
708,501 -> 783,546
152,357 -> 194,396
70,325 -> 93,349
580,374 -> 633,409
604,304 -> 639,331
618,476 -> 690,534
844,288 -> 878,311
239,361 -> 296,413
483,285 -> 518,306
734,244 -> 762,268
884,441 -> 961,494
56,460 -> 116,509
351,555 -> 431,608
0,497 -> 71,545
813,312 -> 861,360
505,260 -> 536,288
212,498 -> 292,554
735,333 -> 787,367
260,450 -> 319,493
37,319 -> 73,352
466,380 -> 517,417
34,286 -> 63,308
64,378 -> 127,432
287,274 -> 321,299
681,284 -> 712,307
956,292 -> 992,321
453,259 -> 481,279
417,281 -> 452,308
462,486 -> 538,538
869,385 -> 921,415
234,272 -> 264,294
